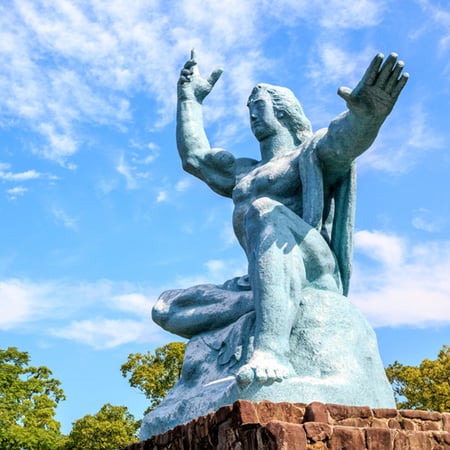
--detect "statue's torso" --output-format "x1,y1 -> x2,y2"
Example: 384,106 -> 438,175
232,149 -> 303,245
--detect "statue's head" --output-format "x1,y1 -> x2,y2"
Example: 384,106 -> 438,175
247,84 -> 312,146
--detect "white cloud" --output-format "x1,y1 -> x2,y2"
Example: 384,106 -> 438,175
354,230 -> 405,268
175,178 -> 191,192
266,0 -> 385,29
130,141 -> 159,165
110,293 -> 152,318
116,153 -> 137,189
416,0 -> 450,54
7,186 -> 28,200
307,44 -> 376,88
412,208 -> 445,233
176,257 -> 247,287
359,103 -> 445,174
0,162 -> 57,182
0,278 -> 164,348
351,231 -> 450,327
156,190 -> 168,203
50,318 -> 149,350
51,208 -> 78,230
0,279 -> 58,330
1,0 -> 388,166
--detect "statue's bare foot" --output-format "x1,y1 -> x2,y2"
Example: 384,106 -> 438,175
236,350 -> 294,387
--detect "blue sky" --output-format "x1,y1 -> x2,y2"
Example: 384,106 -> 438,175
1,0 -> 449,434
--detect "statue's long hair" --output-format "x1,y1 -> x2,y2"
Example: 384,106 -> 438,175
247,83 -> 313,146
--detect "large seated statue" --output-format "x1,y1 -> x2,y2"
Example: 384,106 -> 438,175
140,51 -> 408,439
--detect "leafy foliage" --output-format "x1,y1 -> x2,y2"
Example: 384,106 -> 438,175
386,344 -> 450,411
63,403 -> 139,450
121,342 -> 186,413
0,347 -> 66,450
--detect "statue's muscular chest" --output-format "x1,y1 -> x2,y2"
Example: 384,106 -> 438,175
232,152 -> 301,204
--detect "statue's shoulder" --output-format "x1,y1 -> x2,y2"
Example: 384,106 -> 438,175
235,157 -> 259,174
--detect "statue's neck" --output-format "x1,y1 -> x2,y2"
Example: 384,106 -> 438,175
259,131 -> 295,161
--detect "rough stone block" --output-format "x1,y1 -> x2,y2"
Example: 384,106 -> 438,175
232,400 -> 259,425
373,408 -> 398,419
216,404 -> 233,424
338,417 -> 371,428
400,418 -> 416,431
443,413 -> 450,433
418,420 -> 441,431
387,418 -> 401,430
400,409 -> 441,421
265,420 -> 307,450
406,431 -> 434,449
328,426 -> 365,449
365,427 -> 393,450
327,404 -> 372,421
370,418 -> 389,429
304,402 -> 329,423
392,430 -> 409,450
303,422 -> 332,442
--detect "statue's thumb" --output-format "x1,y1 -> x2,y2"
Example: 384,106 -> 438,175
337,86 -> 352,102
208,68 -> 224,87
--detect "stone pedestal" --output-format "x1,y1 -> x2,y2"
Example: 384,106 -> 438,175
122,400 -> 450,449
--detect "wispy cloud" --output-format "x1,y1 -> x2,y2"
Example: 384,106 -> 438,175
51,208 -> 78,230
267,0 -> 386,29
6,186 -> 28,200
412,208 -> 446,233
176,256 -> 247,288
0,0 -> 390,166
0,277 -> 163,348
156,190 -> 168,203
0,279 -> 60,330
416,0 -> 450,54
351,230 -> 450,327
175,178 -> 192,192
307,44 -> 376,88
116,153 -> 137,189
359,102 -> 445,173
0,162 -> 56,182
50,318 -> 150,350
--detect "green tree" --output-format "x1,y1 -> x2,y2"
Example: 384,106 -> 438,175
0,347 -> 66,450
121,342 -> 186,413
64,403 -> 139,450
386,344 -> 450,412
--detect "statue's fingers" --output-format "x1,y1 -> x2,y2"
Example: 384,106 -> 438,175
391,72 -> 409,99
207,68 -> 223,87
376,53 -> 398,87
385,60 -> 405,93
361,53 -> 384,86
186,49 -> 200,75
180,68 -> 193,77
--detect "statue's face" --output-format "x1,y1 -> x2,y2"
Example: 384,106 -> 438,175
248,92 -> 280,141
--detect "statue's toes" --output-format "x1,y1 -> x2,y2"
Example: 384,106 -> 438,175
255,367 -> 269,384
273,369 -> 284,382
236,364 -> 254,388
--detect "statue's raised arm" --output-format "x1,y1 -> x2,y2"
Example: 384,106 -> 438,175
176,50 -> 238,198
316,53 -> 409,183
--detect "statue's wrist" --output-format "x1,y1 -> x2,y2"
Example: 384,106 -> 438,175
178,94 -> 202,104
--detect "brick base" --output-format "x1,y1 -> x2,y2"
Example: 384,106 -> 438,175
122,400 -> 450,449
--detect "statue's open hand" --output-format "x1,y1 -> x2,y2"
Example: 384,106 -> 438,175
338,53 -> 409,119
178,49 -> 223,103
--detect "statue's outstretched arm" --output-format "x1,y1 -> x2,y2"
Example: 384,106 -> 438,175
177,50 -> 236,197
316,53 -> 409,182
